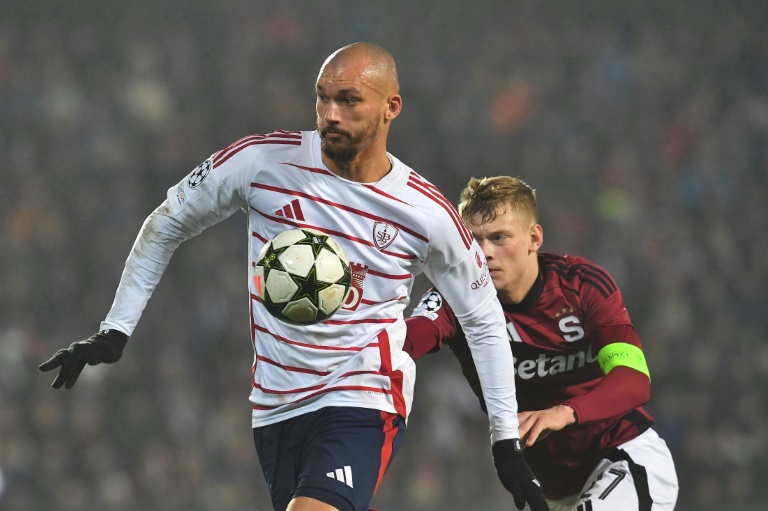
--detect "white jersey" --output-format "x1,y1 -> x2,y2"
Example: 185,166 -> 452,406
101,130 -> 520,440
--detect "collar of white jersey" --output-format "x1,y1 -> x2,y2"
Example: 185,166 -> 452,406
305,130 -> 405,190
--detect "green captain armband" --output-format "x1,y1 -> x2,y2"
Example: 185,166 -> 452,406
597,342 -> 651,380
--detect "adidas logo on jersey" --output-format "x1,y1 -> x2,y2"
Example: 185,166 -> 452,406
275,199 -> 304,220
326,465 -> 353,488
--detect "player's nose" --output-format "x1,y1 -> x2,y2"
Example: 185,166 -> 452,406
477,240 -> 493,259
324,100 -> 342,122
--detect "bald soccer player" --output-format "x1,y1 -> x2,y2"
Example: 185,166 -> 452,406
39,43 -> 548,511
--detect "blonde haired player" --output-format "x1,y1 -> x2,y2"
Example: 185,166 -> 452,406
406,176 -> 678,510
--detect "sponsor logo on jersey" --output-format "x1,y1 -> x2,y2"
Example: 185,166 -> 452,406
514,345 -> 598,380
176,183 -> 187,205
411,290 -> 443,320
372,222 -> 398,250
475,251 -> 483,268
187,158 -> 212,188
342,262 -> 368,311
470,260 -> 491,290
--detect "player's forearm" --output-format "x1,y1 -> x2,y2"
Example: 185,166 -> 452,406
101,201 -> 205,335
562,366 -> 650,424
459,296 -> 520,442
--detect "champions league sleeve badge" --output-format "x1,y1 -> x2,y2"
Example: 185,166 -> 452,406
187,158 -> 213,188
411,290 -> 443,320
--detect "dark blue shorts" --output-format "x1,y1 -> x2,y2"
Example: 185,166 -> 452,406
253,406 -> 406,511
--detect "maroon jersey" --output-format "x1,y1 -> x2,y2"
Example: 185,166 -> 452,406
406,252 -> 653,500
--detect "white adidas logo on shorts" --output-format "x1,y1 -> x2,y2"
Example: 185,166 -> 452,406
326,465 -> 353,488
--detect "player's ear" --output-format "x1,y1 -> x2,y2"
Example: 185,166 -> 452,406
384,93 -> 402,123
529,224 -> 543,252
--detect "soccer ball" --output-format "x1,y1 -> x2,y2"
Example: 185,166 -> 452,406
254,228 -> 352,325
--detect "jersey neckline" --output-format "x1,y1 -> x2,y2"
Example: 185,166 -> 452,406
309,131 -> 403,189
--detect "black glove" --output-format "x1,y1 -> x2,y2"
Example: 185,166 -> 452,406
39,329 -> 128,389
492,438 -> 549,511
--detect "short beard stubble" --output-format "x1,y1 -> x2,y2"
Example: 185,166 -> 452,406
318,115 -> 382,164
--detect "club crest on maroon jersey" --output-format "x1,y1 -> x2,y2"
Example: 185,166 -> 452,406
372,222 -> 399,250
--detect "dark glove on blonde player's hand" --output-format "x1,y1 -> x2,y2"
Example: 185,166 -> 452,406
492,438 -> 549,511
39,329 -> 128,389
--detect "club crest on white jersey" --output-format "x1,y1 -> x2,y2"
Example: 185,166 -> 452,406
372,222 -> 398,250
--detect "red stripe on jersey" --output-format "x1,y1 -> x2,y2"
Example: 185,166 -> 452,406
256,355 -> 331,376
254,369 -> 384,392
284,163 -> 410,209
213,132 -> 298,163
377,330 -> 407,417
407,174 -> 472,249
213,131 -> 301,166
361,295 -> 408,306
251,250 -> 411,282
366,268 -> 412,280
251,385 -> 393,410
215,140 -> 301,168
252,231 -> 269,243
375,412 -> 399,493
283,162 -> 335,177
253,208 -> 417,260
251,182 -> 429,243
253,381 -> 326,395
251,318 -> 377,352
408,173 -> 472,247
362,184 -> 410,206
323,317 -> 398,325
250,293 -> 258,384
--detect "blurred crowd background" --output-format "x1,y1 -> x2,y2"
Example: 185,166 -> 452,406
1,1 -> 766,510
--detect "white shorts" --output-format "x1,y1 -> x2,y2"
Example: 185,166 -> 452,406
530,428 -> 679,511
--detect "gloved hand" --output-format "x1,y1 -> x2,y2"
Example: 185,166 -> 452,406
492,438 -> 549,511
39,329 -> 128,389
